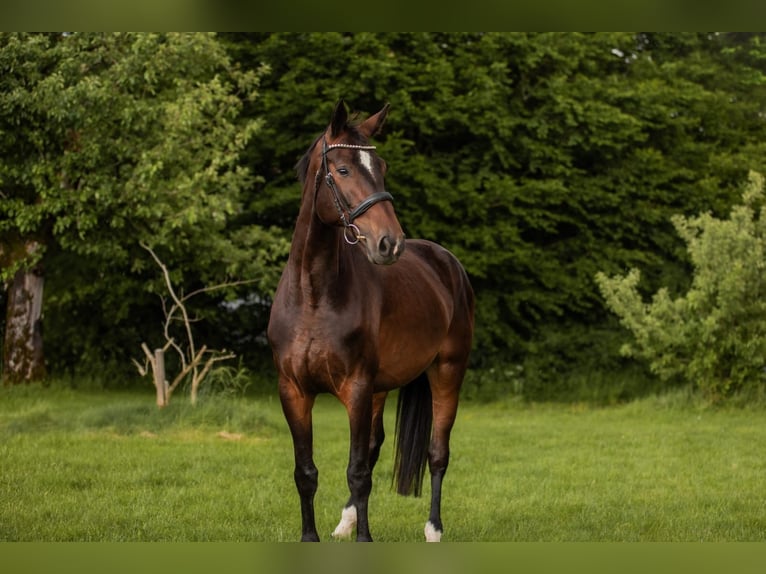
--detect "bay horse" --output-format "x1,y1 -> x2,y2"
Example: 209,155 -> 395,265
267,100 -> 474,542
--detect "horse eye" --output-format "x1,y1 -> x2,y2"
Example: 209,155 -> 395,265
337,167 -> 350,177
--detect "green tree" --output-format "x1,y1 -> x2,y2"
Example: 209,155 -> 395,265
597,172 -> 766,401
1,33 -> 285,384
8,33 -> 764,396
225,33 -> 766,382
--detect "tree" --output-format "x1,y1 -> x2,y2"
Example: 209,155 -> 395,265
0,33 -> 284,384
224,33 -> 766,379
7,33 -> 766,397
597,172 -> 766,401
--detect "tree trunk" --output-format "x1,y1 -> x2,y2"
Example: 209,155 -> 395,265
153,348 -> 167,407
2,264 -> 46,385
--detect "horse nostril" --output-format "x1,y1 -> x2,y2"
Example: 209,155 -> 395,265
376,235 -> 405,262
378,235 -> 392,257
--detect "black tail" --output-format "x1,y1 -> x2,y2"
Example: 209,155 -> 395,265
393,373 -> 433,497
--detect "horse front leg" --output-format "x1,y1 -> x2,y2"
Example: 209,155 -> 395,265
332,382 -> 374,541
279,378 -> 319,542
333,391 -> 387,540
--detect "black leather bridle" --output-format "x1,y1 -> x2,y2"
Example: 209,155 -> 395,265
319,137 -> 394,245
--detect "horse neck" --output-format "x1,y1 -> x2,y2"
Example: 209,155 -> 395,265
286,190 -> 348,306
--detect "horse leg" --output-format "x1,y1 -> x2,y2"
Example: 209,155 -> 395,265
279,378 -> 319,542
424,361 -> 465,542
333,382 -> 374,541
333,391 -> 387,539
368,391 -> 388,469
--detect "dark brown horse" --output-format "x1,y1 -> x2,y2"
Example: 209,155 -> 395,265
267,100 -> 474,542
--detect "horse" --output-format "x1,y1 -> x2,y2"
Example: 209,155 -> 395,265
267,100 -> 474,542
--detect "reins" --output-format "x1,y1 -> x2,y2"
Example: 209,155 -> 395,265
319,138 -> 394,245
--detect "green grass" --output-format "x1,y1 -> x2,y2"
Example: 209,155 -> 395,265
1,384 -> 766,541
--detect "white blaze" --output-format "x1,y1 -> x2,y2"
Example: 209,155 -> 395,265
359,150 -> 375,181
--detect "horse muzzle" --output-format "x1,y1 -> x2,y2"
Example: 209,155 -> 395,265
366,232 -> 405,265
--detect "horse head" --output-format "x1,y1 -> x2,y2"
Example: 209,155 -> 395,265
311,100 -> 406,265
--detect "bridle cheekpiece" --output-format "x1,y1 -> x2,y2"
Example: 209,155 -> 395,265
319,137 -> 394,245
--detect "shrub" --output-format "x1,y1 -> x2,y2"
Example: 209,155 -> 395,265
597,171 -> 766,401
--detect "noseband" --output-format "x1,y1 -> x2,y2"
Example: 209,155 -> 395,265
319,138 -> 394,245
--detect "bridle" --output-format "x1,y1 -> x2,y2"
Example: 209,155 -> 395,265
318,137 -> 394,245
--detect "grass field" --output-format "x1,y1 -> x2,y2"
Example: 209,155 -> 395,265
1,383 -> 766,542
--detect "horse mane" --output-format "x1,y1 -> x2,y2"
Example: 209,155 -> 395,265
295,134 -> 322,186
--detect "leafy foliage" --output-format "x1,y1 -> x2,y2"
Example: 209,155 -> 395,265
0,33 -> 288,376
4,33 -> 766,399
598,172 -> 766,400
224,33 -> 766,399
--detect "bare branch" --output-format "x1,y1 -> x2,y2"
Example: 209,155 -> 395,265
140,342 -> 154,362
181,277 -> 260,302
131,357 -> 148,377
136,242 -> 247,407
141,242 -> 197,366
167,344 -> 208,394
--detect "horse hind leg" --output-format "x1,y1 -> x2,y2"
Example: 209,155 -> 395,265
424,359 -> 467,542
333,391 -> 387,540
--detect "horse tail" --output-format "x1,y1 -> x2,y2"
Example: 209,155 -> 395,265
393,372 -> 433,497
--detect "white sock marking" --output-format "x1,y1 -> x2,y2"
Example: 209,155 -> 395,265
424,521 -> 442,542
332,505 -> 357,539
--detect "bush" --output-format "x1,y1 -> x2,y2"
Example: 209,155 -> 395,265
597,171 -> 766,401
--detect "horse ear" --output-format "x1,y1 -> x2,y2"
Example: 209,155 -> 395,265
358,103 -> 390,138
330,99 -> 348,138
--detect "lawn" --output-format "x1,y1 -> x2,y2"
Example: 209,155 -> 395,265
1,384 -> 765,541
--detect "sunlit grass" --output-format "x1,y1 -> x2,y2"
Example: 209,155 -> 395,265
2,384 -> 766,541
